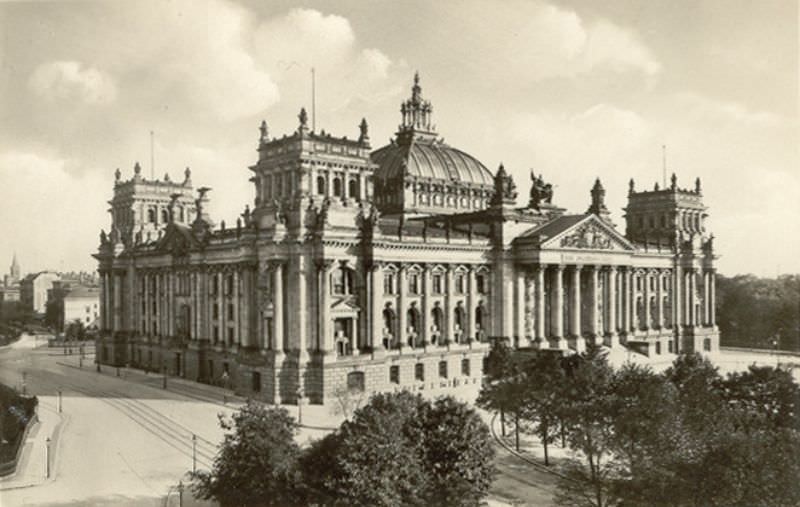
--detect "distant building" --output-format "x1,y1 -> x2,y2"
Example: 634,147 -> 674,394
21,271 -> 60,315
95,74 -> 719,404
62,287 -> 101,330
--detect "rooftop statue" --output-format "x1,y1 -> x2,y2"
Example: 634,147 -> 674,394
529,171 -> 553,210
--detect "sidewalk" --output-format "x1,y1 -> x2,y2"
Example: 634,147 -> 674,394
0,396 -> 65,491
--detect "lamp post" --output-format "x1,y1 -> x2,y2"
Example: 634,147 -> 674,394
297,387 -> 304,425
177,480 -> 184,507
57,389 -> 62,413
191,434 -> 197,473
45,437 -> 51,479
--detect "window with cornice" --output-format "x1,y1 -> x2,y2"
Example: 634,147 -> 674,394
455,273 -> 466,294
432,273 -> 443,294
408,273 -> 420,295
383,273 -> 396,295
332,267 -> 353,296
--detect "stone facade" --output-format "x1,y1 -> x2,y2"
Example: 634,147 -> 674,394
94,75 -> 719,405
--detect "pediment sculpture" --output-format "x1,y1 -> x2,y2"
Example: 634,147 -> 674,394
560,222 -> 615,250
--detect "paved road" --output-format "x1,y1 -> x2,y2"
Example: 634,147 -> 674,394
0,343 -> 559,506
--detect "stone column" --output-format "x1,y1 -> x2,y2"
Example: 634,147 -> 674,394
515,268 -> 526,347
467,267 -> 478,342
535,266 -> 545,346
113,273 -> 122,332
589,266 -> 599,342
673,265 -> 683,331
709,269 -> 716,327
570,265 -> 584,351
233,269 -> 241,345
606,267 -> 618,347
656,270 -> 664,330
525,273 -> 535,342
688,268 -> 696,327
398,265 -> 407,349
317,260 -> 333,355
703,270 -> 711,326
272,262 -> 284,352
103,272 -> 110,331
370,264 -> 385,353
552,265 -> 566,348
422,265 -> 431,346
643,271 -> 651,332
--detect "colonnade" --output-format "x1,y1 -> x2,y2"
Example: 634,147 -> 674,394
515,264 -> 717,349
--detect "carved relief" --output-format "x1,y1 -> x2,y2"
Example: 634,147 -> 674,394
560,223 -> 615,250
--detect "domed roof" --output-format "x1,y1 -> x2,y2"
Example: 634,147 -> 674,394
372,139 -> 493,186
371,73 -> 494,187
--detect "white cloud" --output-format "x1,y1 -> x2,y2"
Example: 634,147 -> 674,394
0,151 -> 109,271
29,61 -> 117,104
489,1 -> 661,81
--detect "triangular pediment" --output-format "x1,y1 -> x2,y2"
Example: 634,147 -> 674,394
540,215 -> 634,251
331,297 -> 360,312
155,224 -> 198,256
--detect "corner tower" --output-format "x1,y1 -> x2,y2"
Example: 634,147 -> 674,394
108,163 -> 196,247
624,173 -> 708,247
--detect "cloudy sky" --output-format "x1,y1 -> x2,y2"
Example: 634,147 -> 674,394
0,0 -> 796,277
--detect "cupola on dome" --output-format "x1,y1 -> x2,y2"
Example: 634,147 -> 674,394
371,73 -> 494,215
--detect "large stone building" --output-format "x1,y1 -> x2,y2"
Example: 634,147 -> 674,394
95,75 -> 719,404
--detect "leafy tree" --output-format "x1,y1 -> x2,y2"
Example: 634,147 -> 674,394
191,401 -> 302,507
518,351 -> 566,465
304,391 -> 495,507
718,364 -> 800,430
419,396 -> 496,506
555,346 -> 618,507
479,338 -> 516,436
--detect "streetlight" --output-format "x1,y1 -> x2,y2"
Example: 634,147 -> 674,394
177,480 -> 184,507
57,390 -> 62,413
191,434 -> 197,473
296,387 -> 304,425
45,437 -> 51,478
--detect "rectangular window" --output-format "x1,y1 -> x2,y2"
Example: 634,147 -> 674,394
432,274 -> 443,294
476,274 -> 486,294
333,269 -> 346,295
408,273 -> 420,295
212,276 -> 219,295
389,365 -> 400,384
636,277 -> 642,291
226,275 -> 234,296
415,362 -> 425,381
213,326 -> 219,343
252,372 -> 261,393
213,304 -> 219,320
455,274 -> 466,294
439,360 -> 448,379
461,358 -> 471,376
383,274 -> 395,295
227,304 -> 234,320
227,327 -> 234,346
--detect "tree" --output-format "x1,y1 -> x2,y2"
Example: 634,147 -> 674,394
191,401 -> 302,507
329,383 -> 367,421
718,364 -> 800,431
418,396 -> 496,506
477,338 -> 517,437
303,392 -> 495,506
555,346 -> 618,507
518,351 -> 566,465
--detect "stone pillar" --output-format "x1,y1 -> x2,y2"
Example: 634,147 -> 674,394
606,267 -> 618,347
570,265 -> 584,351
688,268 -> 696,327
317,260 -> 333,355
709,269 -> 716,327
643,271 -> 651,332
674,265 -> 683,330
515,268 -> 526,347
703,270 -> 711,326
535,266 -> 545,346
102,272 -> 110,331
656,270 -> 664,330
551,265 -> 566,348
398,265 -> 407,349
525,272 -> 535,342
370,264 -> 385,353
467,267 -> 477,342
422,265 -> 431,346
589,266 -> 599,342
272,262 -> 284,352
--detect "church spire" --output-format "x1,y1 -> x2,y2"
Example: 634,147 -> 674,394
10,252 -> 20,280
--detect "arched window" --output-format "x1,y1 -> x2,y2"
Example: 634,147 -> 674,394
454,306 -> 465,343
348,179 -> 358,199
161,209 -> 169,223
383,307 -> 397,348
148,208 -> 156,224
407,307 -> 420,346
333,177 -> 342,197
475,304 -> 487,341
317,175 -> 326,195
